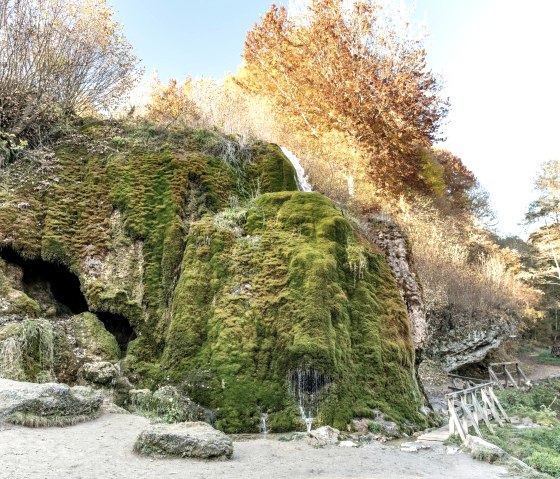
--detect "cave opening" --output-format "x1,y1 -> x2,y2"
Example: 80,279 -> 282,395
0,248 -> 137,354
96,311 -> 137,353
0,247 -> 88,315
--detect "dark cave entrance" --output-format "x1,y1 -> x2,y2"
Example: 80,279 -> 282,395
96,311 -> 137,353
0,248 -> 88,315
0,248 -> 136,353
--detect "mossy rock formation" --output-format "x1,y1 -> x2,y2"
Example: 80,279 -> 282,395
0,120 -> 428,432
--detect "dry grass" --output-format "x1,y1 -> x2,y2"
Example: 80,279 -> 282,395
6,411 -> 100,428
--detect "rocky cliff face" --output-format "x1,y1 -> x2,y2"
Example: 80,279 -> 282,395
424,306 -> 517,371
0,120 -> 430,433
365,219 -> 428,354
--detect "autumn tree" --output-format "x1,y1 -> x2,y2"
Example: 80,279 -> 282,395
147,77 -> 200,129
526,160 -> 560,282
0,0 -> 140,159
524,160 -> 560,340
240,0 -> 448,191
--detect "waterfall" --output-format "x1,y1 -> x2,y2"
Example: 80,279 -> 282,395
290,369 -> 331,433
260,412 -> 269,434
280,147 -> 312,192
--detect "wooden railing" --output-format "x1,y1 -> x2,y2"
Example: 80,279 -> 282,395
448,373 -> 486,391
488,362 -> 531,390
446,382 -> 509,442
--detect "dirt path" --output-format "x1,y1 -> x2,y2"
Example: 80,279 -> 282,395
518,352 -> 560,382
0,413 -> 513,479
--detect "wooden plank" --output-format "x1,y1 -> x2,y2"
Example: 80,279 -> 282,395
516,364 -> 530,385
488,387 -> 509,421
489,369 -> 503,390
460,396 -> 482,436
489,362 -> 522,367
446,382 -> 494,397
472,391 -> 494,433
449,404 -> 466,441
504,367 -> 519,389
481,388 -> 504,426
448,374 -> 486,383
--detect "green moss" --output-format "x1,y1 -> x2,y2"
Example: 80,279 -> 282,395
6,411 -> 101,428
70,312 -> 120,361
160,191 -> 426,432
248,143 -> 298,193
0,120 -> 425,433
11,294 -> 41,317
0,319 -> 54,382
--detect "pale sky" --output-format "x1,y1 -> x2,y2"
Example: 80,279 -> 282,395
415,0 -> 560,238
112,0 -> 560,238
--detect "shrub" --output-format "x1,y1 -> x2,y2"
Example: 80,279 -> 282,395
0,0 -> 140,154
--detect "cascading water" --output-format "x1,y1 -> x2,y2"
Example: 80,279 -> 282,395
290,369 -> 331,433
280,147 -> 312,192
260,412 -> 269,434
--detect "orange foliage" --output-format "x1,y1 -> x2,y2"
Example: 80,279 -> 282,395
240,0 -> 448,191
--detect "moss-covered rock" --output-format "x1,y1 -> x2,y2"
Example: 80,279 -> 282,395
0,120 -> 427,433
159,191 -> 427,432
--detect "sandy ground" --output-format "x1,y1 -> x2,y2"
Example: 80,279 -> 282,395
0,413 -> 514,479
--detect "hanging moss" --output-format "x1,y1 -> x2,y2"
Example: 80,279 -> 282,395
159,191 -> 427,432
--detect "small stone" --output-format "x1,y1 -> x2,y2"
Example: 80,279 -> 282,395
339,440 -> 358,448
400,443 -> 418,452
400,441 -> 430,452
446,446 -> 459,455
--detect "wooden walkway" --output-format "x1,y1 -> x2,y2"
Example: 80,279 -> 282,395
446,382 -> 509,442
417,425 -> 450,443
489,362 -> 531,390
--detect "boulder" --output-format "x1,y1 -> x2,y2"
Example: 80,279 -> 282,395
307,425 -> 340,447
463,435 -> 540,474
0,378 -> 102,426
134,421 -> 233,459
80,361 -> 119,386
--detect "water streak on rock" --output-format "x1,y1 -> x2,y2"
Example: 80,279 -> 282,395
290,369 -> 331,432
280,147 -> 312,192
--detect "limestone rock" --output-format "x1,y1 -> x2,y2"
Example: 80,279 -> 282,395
339,440 -> 358,448
425,306 -> 516,371
129,386 -> 209,423
366,220 -> 427,351
308,426 -> 340,447
0,378 -> 102,425
134,421 -> 233,459
463,435 -> 508,462
463,435 -> 539,474
400,441 -> 430,452
80,361 -> 119,386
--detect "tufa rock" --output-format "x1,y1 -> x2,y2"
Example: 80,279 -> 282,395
80,361 -> 119,386
307,425 -> 340,447
0,378 -> 102,425
425,306 -> 516,371
366,220 -> 428,352
134,421 -> 233,459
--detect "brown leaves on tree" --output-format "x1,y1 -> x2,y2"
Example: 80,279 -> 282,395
240,0 -> 449,191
